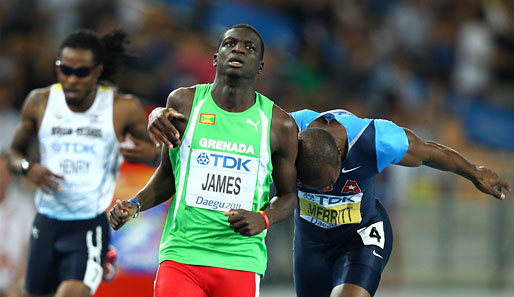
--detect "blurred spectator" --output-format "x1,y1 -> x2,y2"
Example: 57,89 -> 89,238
453,2 -> 494,98
0,82 -> 20,152
0,1 -> 513,292
0,154 -> 35,297
386,0 -> 432,57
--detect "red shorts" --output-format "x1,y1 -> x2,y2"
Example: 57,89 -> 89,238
154,260 -> 261,297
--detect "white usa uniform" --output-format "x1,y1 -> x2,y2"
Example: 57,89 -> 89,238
36,83 -> 122,220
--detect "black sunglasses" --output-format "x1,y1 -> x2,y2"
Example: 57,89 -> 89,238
55,60 -> 97,78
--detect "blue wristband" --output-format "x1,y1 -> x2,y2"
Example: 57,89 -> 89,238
129,198 -> 141,218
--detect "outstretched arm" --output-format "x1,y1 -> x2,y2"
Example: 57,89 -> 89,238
398,128 -> 511,200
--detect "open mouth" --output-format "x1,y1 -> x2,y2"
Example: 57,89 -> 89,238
228,57 -> 244,68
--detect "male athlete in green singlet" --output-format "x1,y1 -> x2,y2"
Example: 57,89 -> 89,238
108,24 -> 298,297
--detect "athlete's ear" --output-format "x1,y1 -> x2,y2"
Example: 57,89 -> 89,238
213,53 -> 218,67
337,144 -> 345,163
258,61 -> 264,74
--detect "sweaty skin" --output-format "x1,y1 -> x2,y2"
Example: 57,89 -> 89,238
109,27 -> 298,238
146,108 -> 510,297
307,118 -> 510,200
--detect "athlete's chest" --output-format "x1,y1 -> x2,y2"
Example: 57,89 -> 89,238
40,89 -> 116,146
179,103 -> 272,212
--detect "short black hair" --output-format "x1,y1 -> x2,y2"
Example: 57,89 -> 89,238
296,128 -> 339,184
58,28 -> 129,84
216,24 -> 265,60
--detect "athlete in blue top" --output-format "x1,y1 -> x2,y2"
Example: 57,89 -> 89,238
290,109 -> 510,297
144,107 -> 510,297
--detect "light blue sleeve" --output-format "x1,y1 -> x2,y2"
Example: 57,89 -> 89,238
334,115 -> 371,143
374,119 -> 409,173
289,109 -> 320,132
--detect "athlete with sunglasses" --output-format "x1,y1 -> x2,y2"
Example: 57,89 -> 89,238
6,29 -> 158,297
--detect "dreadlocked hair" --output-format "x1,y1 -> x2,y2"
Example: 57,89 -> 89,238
59,28 -> 129,84
100,29 -> 129,84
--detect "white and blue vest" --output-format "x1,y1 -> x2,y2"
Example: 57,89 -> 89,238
36,84 -> 122,220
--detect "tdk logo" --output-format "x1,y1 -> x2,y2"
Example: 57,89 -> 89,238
52,142 -> 96,154
197,153 -> 210,165
197,153 -> 251,172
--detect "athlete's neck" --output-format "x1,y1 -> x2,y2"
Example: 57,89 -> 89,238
211,76 -> 257,112
66,87 -> 97,112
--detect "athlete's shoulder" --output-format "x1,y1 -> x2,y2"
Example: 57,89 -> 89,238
22,86 -> 51,112
372,118 -> 401,129
270,104 -> 298,155
113,88 -> 140,104
332,114 -> 373,145
271,104 -> 297,139
166,86 -> 196,107
163,85 -> 198,119
289,109 -> 319,119
289,109 -> 320,131
112,90 -> 145,117
272,104 -> 296,126
26,86 -> 51,102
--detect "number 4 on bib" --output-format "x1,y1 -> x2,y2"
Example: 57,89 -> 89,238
357,221 -> 385,249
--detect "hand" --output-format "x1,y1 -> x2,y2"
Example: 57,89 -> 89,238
472,166 -> 511,200
224,209 -> 267,236
26,163 -> 64,194
120,134 -> 159,165
108,199 -> 139,230
147,107 -> 184,149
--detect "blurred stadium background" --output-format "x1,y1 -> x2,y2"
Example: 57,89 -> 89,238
1,0 -> 513,296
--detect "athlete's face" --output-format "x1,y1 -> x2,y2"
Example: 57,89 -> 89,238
56,47 -> 103,107
299,163 -> 341,193
213,28 -> 264,78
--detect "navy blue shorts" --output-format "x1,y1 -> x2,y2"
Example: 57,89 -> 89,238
293,200 -> 393,297
25,213 -> 110,295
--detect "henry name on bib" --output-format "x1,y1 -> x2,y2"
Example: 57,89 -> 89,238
298,190 -> 363,229
185,138 -> 258,212
51,126 -> 103,175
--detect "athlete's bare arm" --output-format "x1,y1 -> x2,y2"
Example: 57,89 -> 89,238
113,93 -> 159,165
7,88 -> 65,194
266,106 -> 299,221
398,128 -> 511,199
109,143 -> 175,230
147,107 -> 184,148
108,87 -> 194,230
226,105 -> 298,236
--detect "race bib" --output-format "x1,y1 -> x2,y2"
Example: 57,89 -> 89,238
357,221 -> 385,249
185,149 -> 258,211
298,190 -> 363,229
